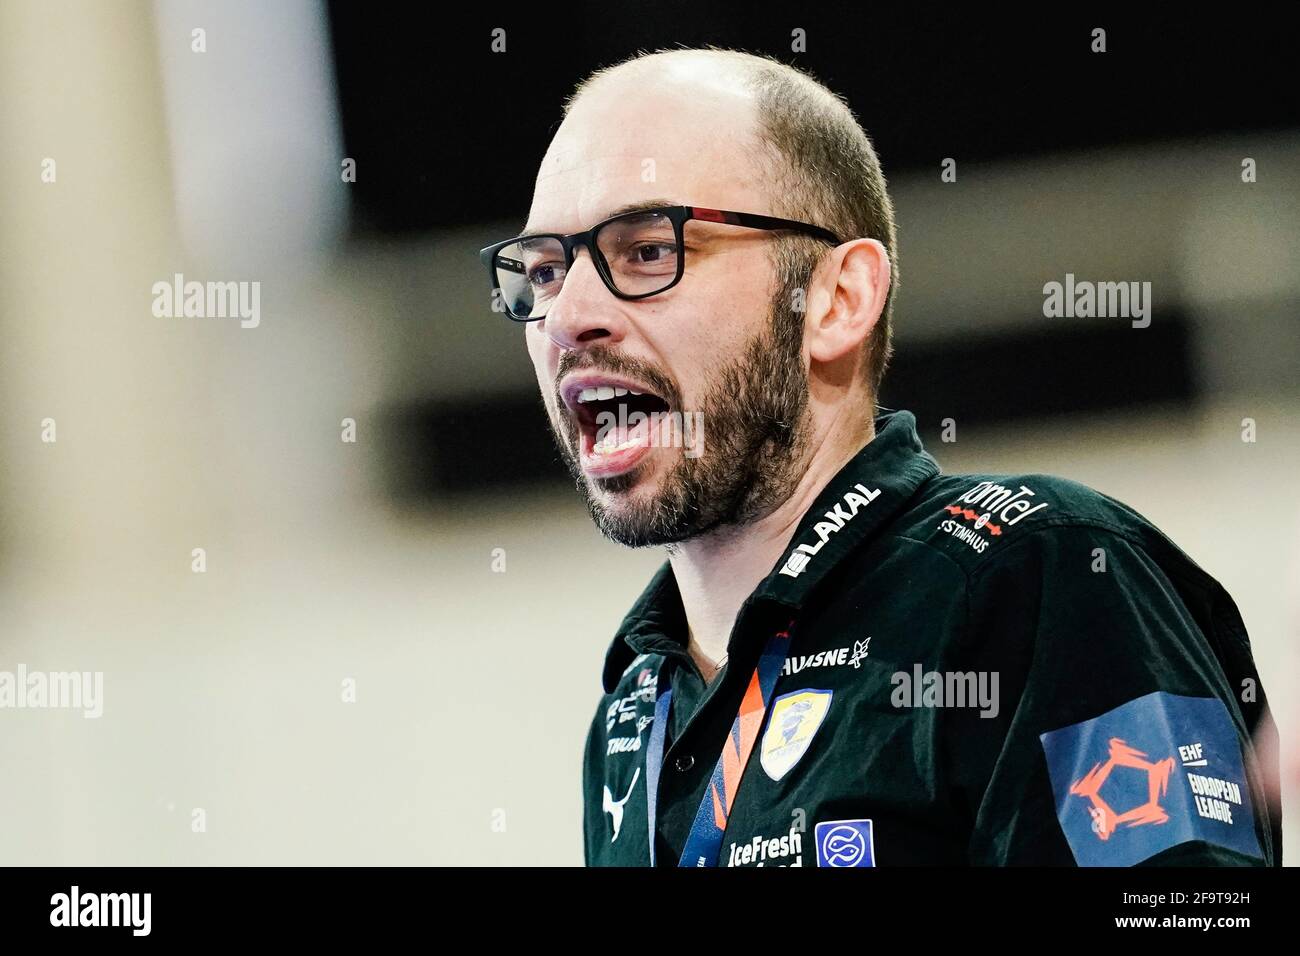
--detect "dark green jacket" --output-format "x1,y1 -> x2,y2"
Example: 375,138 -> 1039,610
582,409 -> 1281,866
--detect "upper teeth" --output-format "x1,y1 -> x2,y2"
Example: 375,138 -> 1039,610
577,385 -> 643,403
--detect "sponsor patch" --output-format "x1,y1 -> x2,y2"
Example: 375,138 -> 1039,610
780,638 -> 871,676
602,767 -> 640,843
814,819 -> 876,867
605,667 -> 658,732
760,689 -> 833,781
1040,691 -> 1261,866
938,480 -> 1049,553
779,484 -> 881,578
725,823 -> 805,867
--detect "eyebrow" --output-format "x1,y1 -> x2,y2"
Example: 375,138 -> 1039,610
521,198 -> 683,236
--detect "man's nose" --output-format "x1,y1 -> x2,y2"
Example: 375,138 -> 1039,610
542,246 -> 626,351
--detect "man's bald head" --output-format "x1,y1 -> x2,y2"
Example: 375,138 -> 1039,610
560,46 -> 899,397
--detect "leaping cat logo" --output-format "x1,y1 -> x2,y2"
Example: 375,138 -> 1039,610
603,767 -> 641,842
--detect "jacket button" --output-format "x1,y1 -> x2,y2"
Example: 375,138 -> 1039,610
675,755 -> 695,772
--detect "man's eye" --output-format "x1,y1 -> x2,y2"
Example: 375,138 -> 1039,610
627,243 -> 677,264
528,262 -> 566,287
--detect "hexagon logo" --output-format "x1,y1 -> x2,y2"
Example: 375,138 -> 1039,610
1068,737 -> 1175,840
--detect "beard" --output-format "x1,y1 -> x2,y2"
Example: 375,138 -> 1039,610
545,276 -> 813,548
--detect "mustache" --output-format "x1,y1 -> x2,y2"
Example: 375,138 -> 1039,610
554,346 -> 682,409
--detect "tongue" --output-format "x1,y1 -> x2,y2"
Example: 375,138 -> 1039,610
594,407 -> 652,453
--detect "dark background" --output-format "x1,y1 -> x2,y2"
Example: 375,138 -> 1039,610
324,6 -> 1299,495
328,8 -> 1297,234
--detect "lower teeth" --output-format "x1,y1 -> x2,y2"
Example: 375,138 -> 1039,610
594,436 -> 642,454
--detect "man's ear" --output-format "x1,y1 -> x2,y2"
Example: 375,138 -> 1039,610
805,238 -> 891,366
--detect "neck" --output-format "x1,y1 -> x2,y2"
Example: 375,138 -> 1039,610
670,411 -> 875,681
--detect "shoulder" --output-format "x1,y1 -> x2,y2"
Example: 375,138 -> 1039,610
877,469 -> 1236,653
885,470 -> 1169,576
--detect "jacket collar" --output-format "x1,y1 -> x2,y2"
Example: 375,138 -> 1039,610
600,409 -> 940,692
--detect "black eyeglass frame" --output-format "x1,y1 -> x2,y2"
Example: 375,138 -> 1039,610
478,204 -> 843,322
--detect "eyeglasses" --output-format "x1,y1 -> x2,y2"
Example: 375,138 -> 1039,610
478,204 -> 842,322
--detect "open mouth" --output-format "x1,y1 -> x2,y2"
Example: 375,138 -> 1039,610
561,376 -> 673,480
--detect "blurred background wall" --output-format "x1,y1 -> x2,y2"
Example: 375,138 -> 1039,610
0,2 -> 1296,864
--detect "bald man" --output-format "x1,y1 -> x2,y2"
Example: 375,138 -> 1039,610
477,47 -> 1281,867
